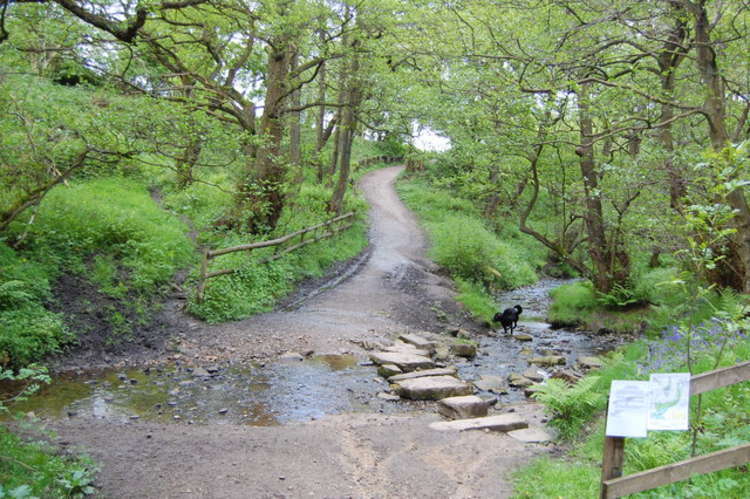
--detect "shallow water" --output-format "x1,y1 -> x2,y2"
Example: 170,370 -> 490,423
456,278 -> 615,402
2,355 -> 403,425
2,278 -> 618,423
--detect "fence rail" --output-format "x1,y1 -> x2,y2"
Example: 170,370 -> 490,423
600,360 -> 750,498
195,211 -> 355,302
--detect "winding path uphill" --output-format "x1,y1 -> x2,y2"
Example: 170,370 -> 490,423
48,166 -> 545,498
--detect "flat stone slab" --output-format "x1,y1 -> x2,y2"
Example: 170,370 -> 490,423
578,356 -> 604,369
398,333 -> 436,352
508,427 -> 553,443
377,364 -> 402,378
508,373 -> 534,388
438,395 -> 488,420
473,375 -> 509,394
369,352 -> 435,371
387,367 -> 457,383
377,392 -> 401,401
395,375 -> 473,400
450,342 -> 477,358
514,334 -> 534,342
530,355 -> 566,367
429,414 -> 528,432
523,368 -> 547,382
384,344 -> 431,357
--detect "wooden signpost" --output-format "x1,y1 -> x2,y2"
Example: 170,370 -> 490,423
600,360 -> 750,498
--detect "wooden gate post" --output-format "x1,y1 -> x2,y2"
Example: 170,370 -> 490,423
196,248 -> 210,303
601,436 -> 626,498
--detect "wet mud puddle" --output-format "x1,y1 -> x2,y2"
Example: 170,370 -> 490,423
2,355 -> 403,426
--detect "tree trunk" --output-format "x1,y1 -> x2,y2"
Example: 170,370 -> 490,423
329,47 -> 362,215
289,51 -> 301,167
577,82 -> 628,293
236,42 -> 291,232
657,13 -> 688,211
691,3 -> 750,291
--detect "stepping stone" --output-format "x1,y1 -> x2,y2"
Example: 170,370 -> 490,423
529,355 -> 566,367
434,345 -> 450,361
473,375 -> 508,394
450,342 -> 477,358
513,334 -> 534,342
384,344 -> 431,357
370,352 -> 435,372
508,373 -> 534,388
578,356 -> 604,369
550,369 -> 582,384
377,364 -> 402,378
438,395 -> 489,419
377,392 -> 401,401
387,367 -> 457,382
523,368 -> 547,382
429,414 -> 528,432
279,352 -> 304,362
524,385 -> 543,398
395,375 -> 473,400
399,333 -> 436,352
507,427 -> 553,443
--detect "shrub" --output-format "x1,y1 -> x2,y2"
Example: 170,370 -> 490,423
531,375 -> 605,440
427,214 -> 537,289
0,244 -> 70,367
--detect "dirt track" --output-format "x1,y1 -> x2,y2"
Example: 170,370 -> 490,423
47,167 -> 546,498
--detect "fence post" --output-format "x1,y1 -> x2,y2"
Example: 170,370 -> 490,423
196,248 -> 210,303
600,432 -> 626,498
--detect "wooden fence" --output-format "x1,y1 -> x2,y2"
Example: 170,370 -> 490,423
600,360 -> 750,498
195,211 -> 356,302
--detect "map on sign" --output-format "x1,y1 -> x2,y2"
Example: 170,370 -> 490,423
605,373 -> 692,437
605,380 -> 650,438
648,373 -> 691,431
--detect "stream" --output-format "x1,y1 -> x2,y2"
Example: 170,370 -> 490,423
2,278 -> 618,424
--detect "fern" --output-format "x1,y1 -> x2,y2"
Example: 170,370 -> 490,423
532,375 -> 605,440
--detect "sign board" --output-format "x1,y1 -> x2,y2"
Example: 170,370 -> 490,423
606,373 -> 691,437
606,380 -> 650,438
648,373 -> 691,431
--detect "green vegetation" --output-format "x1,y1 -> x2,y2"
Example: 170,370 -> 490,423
0,244 -> 70,367
1,366 -> 96,498
0,427 -> 96,498
397,176 -> 544,322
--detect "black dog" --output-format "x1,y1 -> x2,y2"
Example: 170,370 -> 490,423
493,305 -> 523,335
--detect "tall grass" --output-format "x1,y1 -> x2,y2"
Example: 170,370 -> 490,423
19,177 -> 195,293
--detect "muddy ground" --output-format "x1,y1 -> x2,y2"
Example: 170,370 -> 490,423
21,167 -> 561,498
